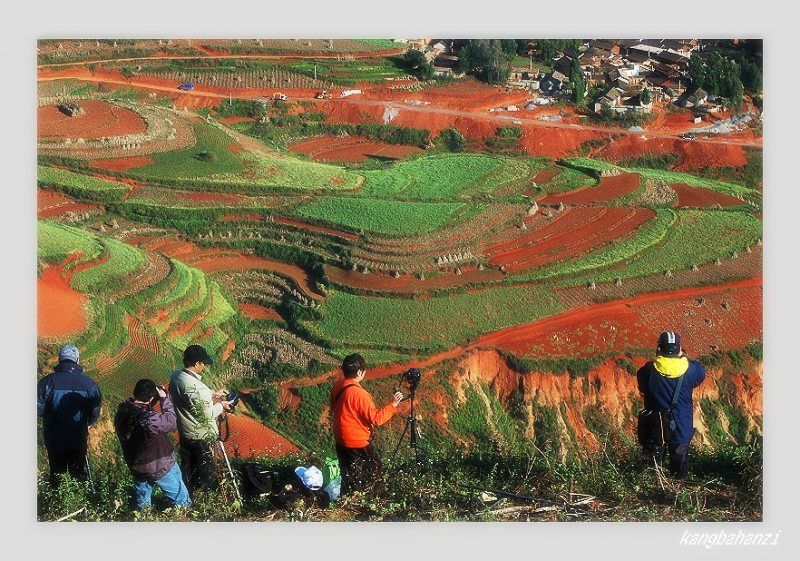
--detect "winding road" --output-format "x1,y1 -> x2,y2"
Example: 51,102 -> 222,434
38,70 -> 761,148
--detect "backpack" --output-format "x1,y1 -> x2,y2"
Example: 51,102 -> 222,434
322,457 -> 340,487
239,463 -> 280,498
637,370 -> 684,448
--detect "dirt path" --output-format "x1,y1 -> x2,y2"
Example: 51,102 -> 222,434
38,72 -> 761,149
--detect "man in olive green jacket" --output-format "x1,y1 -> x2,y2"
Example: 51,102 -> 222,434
168,345 -> 233,494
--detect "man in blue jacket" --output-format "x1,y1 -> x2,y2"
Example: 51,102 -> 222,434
637,331 -> 706,478
115,379 -> 191,510
37,345 -> 102,487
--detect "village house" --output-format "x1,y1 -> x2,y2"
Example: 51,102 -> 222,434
594,85 -> 653,114
680,86 -> 708,108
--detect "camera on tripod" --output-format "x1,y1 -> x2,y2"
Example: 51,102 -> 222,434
225,392 -> 240,412
400,368 -> 421,389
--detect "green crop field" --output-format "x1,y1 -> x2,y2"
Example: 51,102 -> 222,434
71,239 -> 147,293
305,285 -> 564,351
38,166 -> 129,201
38,220 -> 103,262
283,57 -> 409,85
359,154 -> 530,200
563,209 -> 762,285
292,196 -> 479,235
130,122 -> 243,179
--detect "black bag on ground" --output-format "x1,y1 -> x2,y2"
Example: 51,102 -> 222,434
239,463 -> 280,498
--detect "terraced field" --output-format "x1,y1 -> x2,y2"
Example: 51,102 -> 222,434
36,67 -> 762,468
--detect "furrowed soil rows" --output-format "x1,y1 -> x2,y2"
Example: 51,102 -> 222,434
239,303 -> 283,321
670,183 -> 747,207
140,235 -> 324,300
38,100 -> 147,139
538,173 -> 641,205
474,277 -> 762,359
486,207 -> 655,273
289,135 -> 423,163
38,262 -> 89,338
225,413 -> 300,458
532,168 -> 561,184
272,217 -> 359,241
37,189 -> 102,218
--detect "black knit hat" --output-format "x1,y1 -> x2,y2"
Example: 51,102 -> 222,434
657,331 -> 681,357
183,344 -> 214,366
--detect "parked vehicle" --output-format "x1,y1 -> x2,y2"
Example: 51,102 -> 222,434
177,82 -> 195,91
681,132 -> 696,141
315,90 -> 332,100
273,92 -> 288,101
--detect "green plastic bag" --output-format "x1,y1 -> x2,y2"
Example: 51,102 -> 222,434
322,456 -> 340,487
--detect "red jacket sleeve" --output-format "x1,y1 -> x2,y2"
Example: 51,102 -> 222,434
356,388 -> 397,427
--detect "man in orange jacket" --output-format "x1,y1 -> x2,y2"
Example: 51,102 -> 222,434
330,353 -> 403,496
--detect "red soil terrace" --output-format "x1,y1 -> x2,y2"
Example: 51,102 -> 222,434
532,168 -> 561,184
320,101 -> 602,158
486,206 -> 655,273
220,214 -> 264,222
485,278 -> 763,359
670,183 -> 746,208
289,135 -> 423,163
140,237 -> 325,300
225,413 -> 300,459
598,135 -> 748,171
38,189 -> 101,218
538,173 -> 641,206
239,303 -> 282,321
38,99 -> 147,139
273,217 -> 359,241
38,261 -> 89,338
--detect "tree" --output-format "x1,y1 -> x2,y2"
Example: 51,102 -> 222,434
599,102 -> 614,121
729,78 -> 744,112
739,58 -> 762,94
688,54 -> 706,89
571,56 -> 585,104
403,49 -> 434,80
536,39 -> 582,63
438,128 -> 467,152
459,40 -> 513,85
640,87 -> 651,105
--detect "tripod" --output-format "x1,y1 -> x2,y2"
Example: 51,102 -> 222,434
215,414 -> 243,503
391,384 -> 427,463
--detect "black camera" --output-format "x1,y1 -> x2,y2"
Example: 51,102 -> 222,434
226,392 -> 241,411
400,368 -> 421,389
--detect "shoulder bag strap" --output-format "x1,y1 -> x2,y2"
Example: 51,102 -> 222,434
670,374 -> 685,410
333,383 -> 357,407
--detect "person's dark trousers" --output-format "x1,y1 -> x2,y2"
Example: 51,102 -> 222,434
335,442 -> 382,496
668,442 -> 690,479
642,442 -> 690,479
179,439 -> 217,495
47,447 -> 87,488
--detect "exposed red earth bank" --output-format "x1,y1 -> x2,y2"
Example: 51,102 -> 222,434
38,99 -> 147,139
